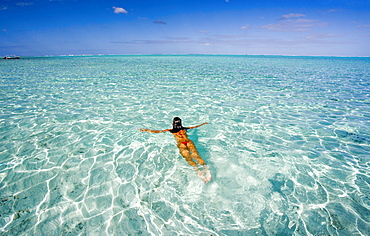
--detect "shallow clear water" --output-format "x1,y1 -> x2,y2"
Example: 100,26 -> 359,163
0,55 -> 369,235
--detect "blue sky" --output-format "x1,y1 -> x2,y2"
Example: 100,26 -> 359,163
1,0 -> 369,56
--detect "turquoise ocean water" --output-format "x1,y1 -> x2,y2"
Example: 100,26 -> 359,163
0,55 -> 369,235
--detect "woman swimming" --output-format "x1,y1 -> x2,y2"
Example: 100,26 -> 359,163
140,117 -> 211,183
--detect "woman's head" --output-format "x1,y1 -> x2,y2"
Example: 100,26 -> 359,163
172,117 -> 182,129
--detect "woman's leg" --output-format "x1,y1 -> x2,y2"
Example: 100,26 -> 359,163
178,144 -> 197,166
188,142 -> 206,165
179,142 -> 211,183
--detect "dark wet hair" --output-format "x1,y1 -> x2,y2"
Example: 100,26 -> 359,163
170,117 -> 186,133
172,117 -> 183,129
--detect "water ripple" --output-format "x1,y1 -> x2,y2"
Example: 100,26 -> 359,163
1,55 -> 369,235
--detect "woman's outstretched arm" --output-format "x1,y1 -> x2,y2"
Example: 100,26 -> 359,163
140,128 -> 171,133
187,122 -> 208,130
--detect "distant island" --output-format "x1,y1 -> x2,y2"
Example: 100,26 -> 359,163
3,56 -> 21,59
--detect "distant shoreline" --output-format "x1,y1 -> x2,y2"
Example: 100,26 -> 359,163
10,54 -> 370,59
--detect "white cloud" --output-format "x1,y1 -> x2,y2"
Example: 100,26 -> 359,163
240,25 -> 250,30
358,24 -> 370,28
17,2 -> 34,7
295,19 -> 316,23
261,14 -> 323,32
261,21 -> 317,32
112,6 -> 128,14
281,13 -> 306,19
153,20 -> 167,25
261,23 -> 292,32
304,34 -> 339,39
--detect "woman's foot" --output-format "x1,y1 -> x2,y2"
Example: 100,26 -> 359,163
196,166 -> 212,183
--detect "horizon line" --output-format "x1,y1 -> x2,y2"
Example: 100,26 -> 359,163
10,53 -> 370,58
